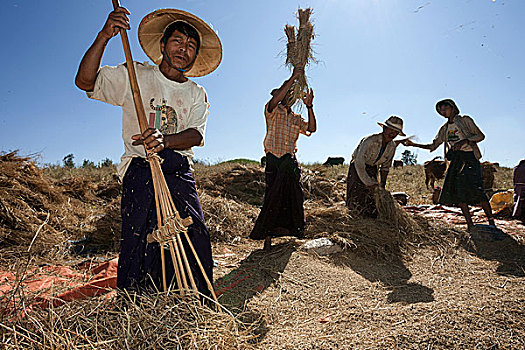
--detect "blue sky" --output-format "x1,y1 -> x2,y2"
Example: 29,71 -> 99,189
0,0 -> 523,167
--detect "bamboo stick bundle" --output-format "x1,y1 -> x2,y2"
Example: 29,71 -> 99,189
111,0 -> 219,306
284,8 -> 316,107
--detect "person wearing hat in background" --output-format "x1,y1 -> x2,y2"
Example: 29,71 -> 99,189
250,68 -> 317,250
404,99 -> 495,231
346,116 -> 406,218
75,6 -> 222,295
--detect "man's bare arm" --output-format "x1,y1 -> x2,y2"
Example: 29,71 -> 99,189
131,128 -> 202,154
75,7 -> 130,91
404,140 -> 433,150
267,67 -> 303,113
302,87 -> 317,133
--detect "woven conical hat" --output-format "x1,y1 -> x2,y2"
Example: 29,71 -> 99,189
138,9 -> 222,77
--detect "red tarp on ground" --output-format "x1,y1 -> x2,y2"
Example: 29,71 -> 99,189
0,258 -> 117,311
405,204 -> 525,239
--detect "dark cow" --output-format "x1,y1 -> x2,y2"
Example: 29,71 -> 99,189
323,157 -> 344,166
481,161 -> 497,191
424,157 -> 447,190
393,160 -> 404,168
260,155 -> 266,167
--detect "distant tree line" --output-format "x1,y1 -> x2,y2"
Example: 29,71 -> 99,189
401,150 -> 418,165
62,153 -> 114,169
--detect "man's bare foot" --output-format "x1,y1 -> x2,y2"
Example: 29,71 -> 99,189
264,236 -> 272,251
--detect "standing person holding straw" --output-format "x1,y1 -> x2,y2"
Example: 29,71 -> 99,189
250,67 -> 317,250
75,6 -> 222,295
250,8 -> 317,251
404,99 -> 495,231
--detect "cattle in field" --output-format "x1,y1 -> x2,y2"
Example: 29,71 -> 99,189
393,160 -> 404,168
424,157 -> 447,190
323,157 -> 344,166
481,161 -> 497,191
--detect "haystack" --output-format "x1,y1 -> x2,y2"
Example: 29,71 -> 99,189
0,151 -> 121,260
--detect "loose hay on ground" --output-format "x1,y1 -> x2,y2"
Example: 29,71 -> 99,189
0,292 -> 260,350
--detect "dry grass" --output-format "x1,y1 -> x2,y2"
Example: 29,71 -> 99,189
0,292 -> 260,349
247,245 -> 524,349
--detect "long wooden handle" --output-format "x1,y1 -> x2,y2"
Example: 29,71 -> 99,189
111,0 -> 148,134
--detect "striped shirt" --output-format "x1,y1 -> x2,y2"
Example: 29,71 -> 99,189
263,102 -> 310,157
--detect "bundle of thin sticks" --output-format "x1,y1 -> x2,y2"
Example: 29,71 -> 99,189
284,8 -> 315,107
111,0 -> 218,306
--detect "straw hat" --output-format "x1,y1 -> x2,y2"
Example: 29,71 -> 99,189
435,98 -> 460,115
378,116 -> 405,136
138,9 -> 222,77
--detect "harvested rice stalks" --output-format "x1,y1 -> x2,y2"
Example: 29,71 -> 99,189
375,187 -> 420,234
0,292 -> 259,349
284,8 -> 316,107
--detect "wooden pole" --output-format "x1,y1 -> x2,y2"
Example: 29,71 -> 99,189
111,0 -> 148,133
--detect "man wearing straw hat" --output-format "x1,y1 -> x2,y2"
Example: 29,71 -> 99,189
346,116 -> 406,218
250,68 -> 317,250
75,7 -> 221,294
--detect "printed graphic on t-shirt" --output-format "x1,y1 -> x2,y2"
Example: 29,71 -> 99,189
447,129 -> 460,143
149,98 -> 177,135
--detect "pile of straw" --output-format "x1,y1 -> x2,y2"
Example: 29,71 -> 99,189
0,151 -> 120,260
196,164 -> 266,206
0,292 -> 259,349
198,190 -> 259,242
284,8 -> 315,107
301,170 -> 345,204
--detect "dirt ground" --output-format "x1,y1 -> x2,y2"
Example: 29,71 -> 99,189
212,231 -> 524,349
1,154 -> 524,349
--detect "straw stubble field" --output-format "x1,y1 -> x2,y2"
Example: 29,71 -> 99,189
1,152 -> 523,349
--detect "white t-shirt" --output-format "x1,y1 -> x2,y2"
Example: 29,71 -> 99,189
87,61 -> 210,179
446,122 -> 473,152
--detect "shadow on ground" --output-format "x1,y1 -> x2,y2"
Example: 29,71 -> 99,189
464,226 -> 525,277
330,249 -> 435,304
213,241 -> 296,341
215,241 -> 295,310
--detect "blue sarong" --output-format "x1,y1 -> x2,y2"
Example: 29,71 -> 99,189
118,150 -> 212,295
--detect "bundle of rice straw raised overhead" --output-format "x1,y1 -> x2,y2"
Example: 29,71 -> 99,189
374,187 -> 420,235
285,8 -> 315,107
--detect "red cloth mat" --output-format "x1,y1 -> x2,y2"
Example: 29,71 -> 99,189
0,258 -> 118,312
